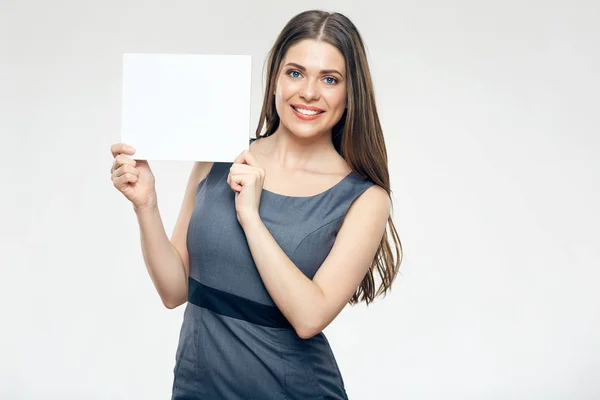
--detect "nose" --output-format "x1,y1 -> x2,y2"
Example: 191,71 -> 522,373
299,78 -> 320,102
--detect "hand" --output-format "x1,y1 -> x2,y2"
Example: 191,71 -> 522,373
227,150 -> 265,226
110,143 -> 157,211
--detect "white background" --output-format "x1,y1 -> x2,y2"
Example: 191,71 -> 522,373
1,1 -> 599,399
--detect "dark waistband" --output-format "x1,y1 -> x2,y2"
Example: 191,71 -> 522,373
188,277 -> 293,329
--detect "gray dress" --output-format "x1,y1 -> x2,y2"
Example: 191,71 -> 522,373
171,138 -> 375,399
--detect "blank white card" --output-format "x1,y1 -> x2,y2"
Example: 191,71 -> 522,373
120,53 -> 252,162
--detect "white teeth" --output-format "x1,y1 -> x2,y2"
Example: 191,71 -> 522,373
294,107 -> 321,115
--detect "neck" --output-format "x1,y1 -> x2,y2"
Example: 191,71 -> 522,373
262,126 -> 335,171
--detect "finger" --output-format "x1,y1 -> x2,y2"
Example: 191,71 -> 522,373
113,164 -> 139,179
230,169 -> 262,188
111,154 -> 136,174
233,151 -> 246,165
113,172 -> 138,187
229,163 -> 254,174
228,168 -> 253,185
117,154 -> 136,167
228,174 -> 244,191
240,150 -> 260,167
233,150 -> 260,167
233,154 -> 264,183
111,143 -> 136,158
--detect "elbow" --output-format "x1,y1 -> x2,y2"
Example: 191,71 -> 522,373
297,330 -> 318,340
163,300 -> 179,310
161,294 -> 186,310
295,320 -> 324,340
160,286 -> 188,309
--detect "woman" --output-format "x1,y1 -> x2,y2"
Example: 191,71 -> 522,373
110,9 -> 402,400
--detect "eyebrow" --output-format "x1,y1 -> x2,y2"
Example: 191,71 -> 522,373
283,62 -> 344,77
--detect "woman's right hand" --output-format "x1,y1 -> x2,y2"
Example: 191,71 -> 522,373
110,143 -> 157,210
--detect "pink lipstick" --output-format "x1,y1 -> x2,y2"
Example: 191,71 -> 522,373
290,104 -> 325,121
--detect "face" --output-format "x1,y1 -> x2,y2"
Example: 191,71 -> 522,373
273,39 -> 347,139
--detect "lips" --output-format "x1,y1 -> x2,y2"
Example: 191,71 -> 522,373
291,104 -> 325,113
290,104 -> 325,121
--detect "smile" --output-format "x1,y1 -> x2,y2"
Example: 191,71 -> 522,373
290,105 -> 325,120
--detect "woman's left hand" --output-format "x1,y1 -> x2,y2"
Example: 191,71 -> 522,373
227,149 -> 265,226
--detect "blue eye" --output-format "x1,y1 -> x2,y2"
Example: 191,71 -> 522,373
289,70 -> 301,78
324,77 -> 337,85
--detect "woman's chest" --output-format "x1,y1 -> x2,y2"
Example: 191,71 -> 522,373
188,181 -> 342,277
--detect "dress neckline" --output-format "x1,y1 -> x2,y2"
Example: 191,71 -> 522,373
261,171 -> 354,199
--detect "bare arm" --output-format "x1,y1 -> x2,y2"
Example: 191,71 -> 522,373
241,185 -> 390,338
135,161 -> 213,309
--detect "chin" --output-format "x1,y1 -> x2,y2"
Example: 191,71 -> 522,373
284,117 -> 332,136
286,122 -> 329,138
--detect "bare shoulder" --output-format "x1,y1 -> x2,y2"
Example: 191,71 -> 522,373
358,184 -> 390,207
347,184 -> 391,221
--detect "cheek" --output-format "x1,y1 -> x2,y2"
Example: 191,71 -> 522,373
274,80 -> 299,116
325,90 -> 347,124
326,89 -> 347,111
274,84 -> 286,115
275,79 -> 296,101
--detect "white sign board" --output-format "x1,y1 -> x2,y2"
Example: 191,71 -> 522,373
120,53 -> 252,162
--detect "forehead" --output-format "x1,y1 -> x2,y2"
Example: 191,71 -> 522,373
281,39 -> 345,73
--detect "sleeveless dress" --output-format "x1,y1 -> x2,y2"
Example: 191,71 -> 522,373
171,138 -> 375,399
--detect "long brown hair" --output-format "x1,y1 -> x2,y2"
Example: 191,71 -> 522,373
255,10 -> 403,305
